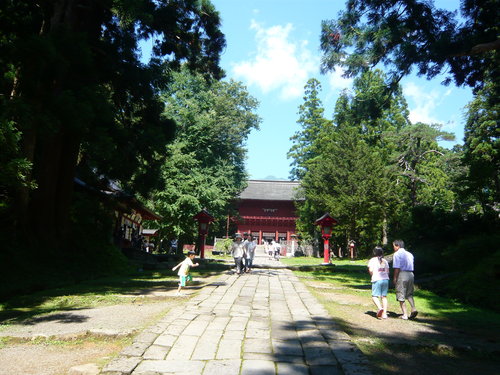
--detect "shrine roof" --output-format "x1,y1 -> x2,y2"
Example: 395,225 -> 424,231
239,180 -> 301,201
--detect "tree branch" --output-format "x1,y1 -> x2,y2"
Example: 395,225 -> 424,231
451,39 -> 500,57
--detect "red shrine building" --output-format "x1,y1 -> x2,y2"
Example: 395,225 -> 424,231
235,180 -> 300,244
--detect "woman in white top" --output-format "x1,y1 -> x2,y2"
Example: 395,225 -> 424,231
245,235 -> 257,272
367,246 -> 390,319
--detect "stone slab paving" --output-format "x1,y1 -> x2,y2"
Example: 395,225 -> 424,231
100,251 -> 372,375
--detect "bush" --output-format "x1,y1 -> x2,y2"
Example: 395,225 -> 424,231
440,234 -> 500,311
0,191 -> 134,300
214,238 -> 233,255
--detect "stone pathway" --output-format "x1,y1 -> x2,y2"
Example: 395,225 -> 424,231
100,250 -> 372,375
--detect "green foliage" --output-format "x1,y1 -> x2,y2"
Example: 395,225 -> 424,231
462,80 -> 500,212
393,206 -> 500,311
151,67 -> 260,244
385,122 -> 456,208
334,70 -> 410,144
0,120 -> 36,207
294,70 -> 412,251
300,127 -> 397,255
320,0 -> 500,91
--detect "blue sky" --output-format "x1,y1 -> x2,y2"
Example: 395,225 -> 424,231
211,0 -> 473,180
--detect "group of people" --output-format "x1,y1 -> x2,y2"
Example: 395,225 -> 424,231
368,239 -> 418,320
171,236 -> 418,318
230,232 -> 257,274
265,239 -> 282,260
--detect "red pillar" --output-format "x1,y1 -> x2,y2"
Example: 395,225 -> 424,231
323,238 -> 330,264
200,234 -> 206,259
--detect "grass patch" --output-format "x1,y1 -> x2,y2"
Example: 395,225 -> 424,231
356,341 -> 500,375
281,256 -> 367,267
207,252 -> 233,260
0,334 -> 132,348
0,263 -> 225,324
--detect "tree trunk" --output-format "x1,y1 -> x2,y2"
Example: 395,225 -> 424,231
55,130 -> 81,239
381,215 -> 388,245
29,131 -> 64,243
20,0 -> 95,247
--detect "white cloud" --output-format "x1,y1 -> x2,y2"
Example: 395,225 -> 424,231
327,69 -> 352,91
403,81 -> 450,125
324,68 -> 353,100
232,20 -> 318,100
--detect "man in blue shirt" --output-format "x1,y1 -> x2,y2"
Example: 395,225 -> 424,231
392,239 -> 418,320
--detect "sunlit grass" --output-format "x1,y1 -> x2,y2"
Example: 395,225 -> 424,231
281,256 -> 368,267
292,266 -> 500,330
0,265 -> 223,324
206,252 -> 232,260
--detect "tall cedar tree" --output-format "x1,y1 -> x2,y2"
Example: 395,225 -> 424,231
287,78 -> 332,181
462,81 -> 500,212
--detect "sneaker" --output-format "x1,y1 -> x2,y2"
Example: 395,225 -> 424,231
410,311 -> 418,319
376,309 -> 384,319
400,315 -> 408,320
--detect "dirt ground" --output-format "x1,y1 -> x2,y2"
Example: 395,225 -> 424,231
304,280 -> 500,375
0,296 -> 179,375
0,340 -> 122,375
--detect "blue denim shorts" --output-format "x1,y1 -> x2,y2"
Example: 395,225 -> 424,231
372,279 -> 389,297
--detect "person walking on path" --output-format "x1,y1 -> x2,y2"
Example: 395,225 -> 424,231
367,246 -> 389,319
244,234 -> 257,272
266,239 -> 273,259
274,240 -> 281,260
392,239 -> 418,320
230,233 -> 245,275
172,251 -> 199,296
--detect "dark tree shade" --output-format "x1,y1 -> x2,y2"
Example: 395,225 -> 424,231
0,0 -> 226,245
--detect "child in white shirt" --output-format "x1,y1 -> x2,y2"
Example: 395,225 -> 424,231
172,251 -> 199,296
